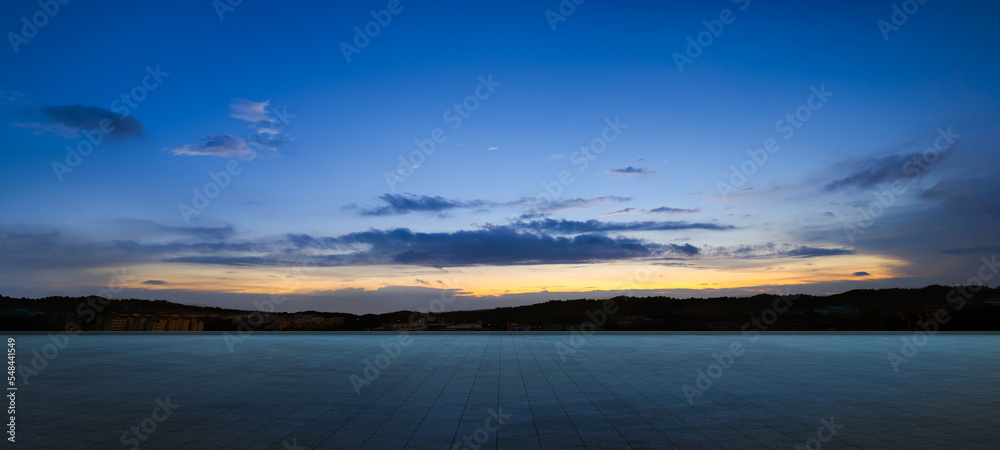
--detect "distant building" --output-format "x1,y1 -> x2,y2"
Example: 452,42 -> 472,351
102,314 -> 204,331
506,322 -> 531,331
442,322 -> 483,331
280,315 -> 346,330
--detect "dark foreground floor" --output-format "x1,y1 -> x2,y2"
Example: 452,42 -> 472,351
8,333 -> 999,449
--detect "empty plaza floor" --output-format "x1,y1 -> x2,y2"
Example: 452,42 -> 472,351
9,332 -> 1000,449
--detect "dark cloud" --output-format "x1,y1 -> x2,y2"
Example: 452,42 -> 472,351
350,194 -> 632,217
706,243 -> 855,259
149,226 -> 695,268
608,166 -> 658,176
141,280 -> 167,285
824,149 -> 950,191
41,105 -> 144,139
507,218 -> 734,234
668,243 -> 700,256
360,228 -> 662,266
852,272 -> 870,277
785,246 -> 855,258
649,207 -> 699,214
350,193 -> 486,216
414,279 -> 430,285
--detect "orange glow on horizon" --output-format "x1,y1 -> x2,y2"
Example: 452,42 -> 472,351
96,252 -> 909,299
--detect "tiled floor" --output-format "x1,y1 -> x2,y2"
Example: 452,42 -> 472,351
8,333 -> 999,449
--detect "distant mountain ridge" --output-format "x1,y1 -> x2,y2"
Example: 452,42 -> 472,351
1,285 -> 998,331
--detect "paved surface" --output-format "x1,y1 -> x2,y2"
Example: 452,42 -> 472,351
8,333 -> 999,449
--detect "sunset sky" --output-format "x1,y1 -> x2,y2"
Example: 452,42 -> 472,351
1,0 -> 998,314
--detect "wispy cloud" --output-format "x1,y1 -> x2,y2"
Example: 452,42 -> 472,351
824,150 -> 950,191
608,166 -> 658,176
603,206 -> 699,216
0,91 -> 28,104
523,196 -> 631,215
166,99 -> 293,158
706,243 -> 855,259
488,146 -> 499,151
141,280 -> 168,285
650,206 -> 698,214
167,135 -> 252,158
505,218 -> 734,234
230,99 -> 272,124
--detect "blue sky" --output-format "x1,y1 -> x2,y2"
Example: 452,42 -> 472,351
1,0 -> 999,314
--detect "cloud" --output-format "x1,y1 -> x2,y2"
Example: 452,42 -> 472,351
9,121 -> 81,139
602,208 -> 640,217
34,105 -> 144,139
784,246 -> 855,258
0,91 -> 28,104
351,194 -> 633,217
141,280 -> 167,285
414,279 -> 430,285
705,243 -> 855,259
824,149 -> 950,191
488,146 -> 499,151
608,166 -> 658,176
349,193 -> 487,216
603,206 -> 699,216
507,218 -> 734,234
101,219 -> 235,240
167,99 -> 293,159
649,206 -> 699,214
546,153 -> 565,160
523,196 -> 631,215
668,243 -> 700,256
166,135 -> 254,158
46,225 -> 693,268
337,227 -> 671,266
230,99 -> 272,124
853,272 -> 870,277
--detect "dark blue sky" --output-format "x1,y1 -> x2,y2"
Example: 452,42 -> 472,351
1,0 -> 998,313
